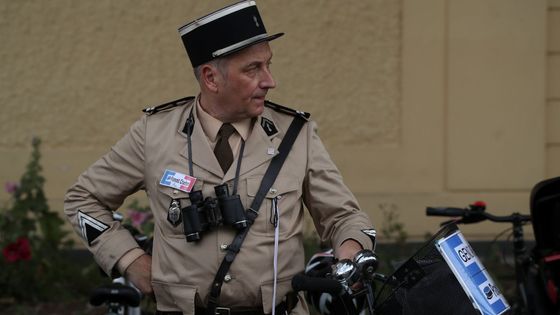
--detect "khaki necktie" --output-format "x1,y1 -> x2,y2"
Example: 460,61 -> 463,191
214,123 -> 236,172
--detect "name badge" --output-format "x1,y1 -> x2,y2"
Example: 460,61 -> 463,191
159,169 -> 196,193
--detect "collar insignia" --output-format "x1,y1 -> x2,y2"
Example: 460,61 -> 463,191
261,117 -> 278,137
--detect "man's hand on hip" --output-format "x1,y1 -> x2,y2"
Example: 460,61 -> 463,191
125,254 -> 153,296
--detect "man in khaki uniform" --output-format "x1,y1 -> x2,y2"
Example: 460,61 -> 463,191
65,1 -> 374,314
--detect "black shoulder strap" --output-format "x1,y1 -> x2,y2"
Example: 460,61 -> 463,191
206,115 -> 308,314
265,100 -> 310,120
142,96 -> 194,115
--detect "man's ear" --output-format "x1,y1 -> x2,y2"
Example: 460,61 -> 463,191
200,64 -> 220,93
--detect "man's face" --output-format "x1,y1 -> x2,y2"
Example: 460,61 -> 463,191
215,42 -> 276,122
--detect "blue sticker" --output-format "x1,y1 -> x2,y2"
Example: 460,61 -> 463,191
437,230 -> 510,315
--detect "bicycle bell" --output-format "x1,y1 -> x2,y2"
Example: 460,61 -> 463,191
353,249 -> 378,280
332,259 -> 360,287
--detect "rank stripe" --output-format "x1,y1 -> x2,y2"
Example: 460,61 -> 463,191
78,211 -> 109,245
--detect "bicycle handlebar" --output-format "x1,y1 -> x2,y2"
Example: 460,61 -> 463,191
426,203 -> 531,225
90,283 -> 141,307
426,207 -> 466,217
292,273 -> 344,295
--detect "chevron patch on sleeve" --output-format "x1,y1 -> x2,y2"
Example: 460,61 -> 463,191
78,211 -> 109,246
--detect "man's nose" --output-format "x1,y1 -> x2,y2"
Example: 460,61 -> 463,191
260,68 -> 276,89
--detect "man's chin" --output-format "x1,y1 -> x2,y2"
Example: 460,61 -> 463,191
252,105 -> 264,117
252,99 -> 265,112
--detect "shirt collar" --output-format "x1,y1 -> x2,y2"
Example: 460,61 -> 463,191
195,96 -> 252,141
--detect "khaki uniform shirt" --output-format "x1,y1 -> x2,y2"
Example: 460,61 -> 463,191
64,97 -> 374,314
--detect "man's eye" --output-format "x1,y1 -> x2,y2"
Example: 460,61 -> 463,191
246,65 -> 258,71
244,66 -> 259,75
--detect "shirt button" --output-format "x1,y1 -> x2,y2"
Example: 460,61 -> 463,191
224,274 -> 232,282
220,244 -> 228,251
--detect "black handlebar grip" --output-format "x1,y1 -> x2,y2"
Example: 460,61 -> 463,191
426,207 -> 466,217
292,274 -> 343,295
90,283 -> 141,307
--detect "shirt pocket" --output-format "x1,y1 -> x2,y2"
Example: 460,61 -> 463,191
152,280 -> 197,314
246,176 -> 302,236
156,179 -> 204,239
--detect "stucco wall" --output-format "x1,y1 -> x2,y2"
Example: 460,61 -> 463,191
0,0 -> 556,243
548,1 -> 560,177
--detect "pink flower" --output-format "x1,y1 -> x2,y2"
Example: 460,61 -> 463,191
127,210 -> 152,230
2,237 -> 32,263
4,181 -> 19,194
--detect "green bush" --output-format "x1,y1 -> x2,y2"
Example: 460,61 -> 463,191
0,138 -> 107,306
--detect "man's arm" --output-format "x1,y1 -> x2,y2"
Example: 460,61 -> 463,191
302,120 -> 375,257
64,116 -> 148,276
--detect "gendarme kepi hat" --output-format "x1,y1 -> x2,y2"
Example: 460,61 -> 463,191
178,0 -> 284,68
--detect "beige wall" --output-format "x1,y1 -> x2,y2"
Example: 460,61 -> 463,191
0,0 -> 557,243
549,0 -> 560,179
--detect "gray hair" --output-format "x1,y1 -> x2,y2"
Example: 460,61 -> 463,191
193,57 -> 229,81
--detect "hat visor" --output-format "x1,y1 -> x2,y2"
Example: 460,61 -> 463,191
214,32 -> 284,59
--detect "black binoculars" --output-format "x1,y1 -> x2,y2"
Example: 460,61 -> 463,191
182,184 -> 248,242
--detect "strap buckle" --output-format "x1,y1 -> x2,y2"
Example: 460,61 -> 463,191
215,307 -> 231,315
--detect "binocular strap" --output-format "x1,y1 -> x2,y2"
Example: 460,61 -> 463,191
206,115 -> 307,315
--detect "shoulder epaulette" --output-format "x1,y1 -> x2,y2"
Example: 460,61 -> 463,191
265,100 -> 310,120
142,96 -> 195,115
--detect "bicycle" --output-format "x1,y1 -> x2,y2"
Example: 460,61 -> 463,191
292,247 -> 381,315
294,177 -> 560,315
426,201 -> 556,315
293,223 -> 497,315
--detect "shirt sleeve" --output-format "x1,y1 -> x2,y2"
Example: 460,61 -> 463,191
64,115 -> 147,275
117,248 -> 147,275
302,120 -> 375,253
